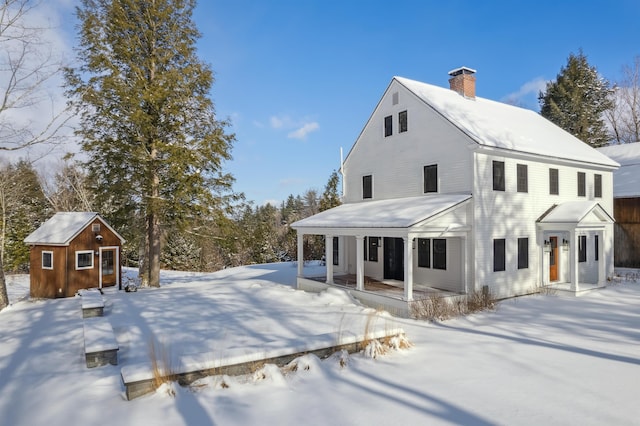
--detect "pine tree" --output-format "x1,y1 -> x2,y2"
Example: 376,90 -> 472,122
539,51 -> 613,147
65,0 -> 236,287
319,170 -> 342,212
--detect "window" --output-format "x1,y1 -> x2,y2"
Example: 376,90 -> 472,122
577,172 -> 586,197
399,110 -> 408,133
517,238 -> 529,269
493,161 -> 505,191
384,115 -> 392,137
549,168 -> 559,195
332,236 -> 339,266
517,164 -> 528,193
76,250 -> 94,270
417,238 -> 430,268
42,251 -> 53,270
578,235 -> 587,262
594,174 -> 602,198
433,239 -> 447,270
493,239 -> 506,272
92,223 -> 100,232
363,175 -> 372,199
424,164 -> 438,193
595,235 -> 599,261
368,237 -> 378,262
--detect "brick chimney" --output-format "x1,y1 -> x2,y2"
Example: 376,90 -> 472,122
448,66 -> 477,98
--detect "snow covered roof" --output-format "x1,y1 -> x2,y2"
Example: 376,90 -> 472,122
24,212 -> 124,246
597,142 -> 640,197
394,76 -> 620,168
291,194 -> 471,229
538,201 -> 613,224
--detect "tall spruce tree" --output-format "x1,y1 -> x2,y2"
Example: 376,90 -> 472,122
539,51 -> 613,147
66,0 -> 236,287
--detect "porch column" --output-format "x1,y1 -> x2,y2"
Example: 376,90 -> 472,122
297,232 -> 304,277
325,235 -> 334,284
570,230 -> 579,291
355,235 -> 364,291
403,237 -> 413,301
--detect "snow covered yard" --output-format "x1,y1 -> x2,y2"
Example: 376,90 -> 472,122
1,264 -> 639,425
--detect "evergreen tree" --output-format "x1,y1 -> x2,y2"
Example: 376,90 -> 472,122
65,0 -> 236,287
319,170 -> 341,212
539,51 -> 613,147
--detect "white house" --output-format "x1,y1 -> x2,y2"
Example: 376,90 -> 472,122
292,68 -> 619,317
597,142 -> 640,267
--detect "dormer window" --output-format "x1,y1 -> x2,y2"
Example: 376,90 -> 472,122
399,110 -> 408,133
384,115 -> 392,137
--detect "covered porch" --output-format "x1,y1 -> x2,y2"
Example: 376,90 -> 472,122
291,194 -> 473,317
537,201 -> 615,293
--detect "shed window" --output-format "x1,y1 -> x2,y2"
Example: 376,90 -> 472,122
594,174 -> 602,198
424,164 -> 438,193
76,250 -> 94,270
433,239 -> 447,270
494,239 -> 506,272
42,251 -> 53,270
363,175 -> 372,199
549,168 -> 559,195
493,161 -> 505,191
399,110 -> 408,133
417,238 -> 430,268
578,235 -> 587,262
517,164 -> 528,193
384,115 -> 392,137
577,172 -> 586,197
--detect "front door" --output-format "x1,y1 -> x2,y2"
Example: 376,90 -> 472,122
383,237 -> 404,281
549,236 -> 558,281
100,248 -> 117,287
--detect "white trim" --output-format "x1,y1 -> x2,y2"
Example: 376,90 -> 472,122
42,251 -> 54,270
76,250 -> 94,270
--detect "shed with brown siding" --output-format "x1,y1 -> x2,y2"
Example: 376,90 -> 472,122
598,142 -> 640,268
24,212 -> 126,298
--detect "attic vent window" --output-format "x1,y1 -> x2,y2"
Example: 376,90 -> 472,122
392,92 -> 399,105
92,223 -> 101,232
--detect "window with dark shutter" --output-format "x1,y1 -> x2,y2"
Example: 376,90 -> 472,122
493,161 -> 505,191
433,239 -> 446,270
594,174 -> 602,198
549,168 -> 559,195
494,239 -> 506,271
577,172 -> 586,197
399,110 -> 408,133
384,115 -> 392,137
578,235 -> 587,262
363,175 -> 372,199
418,238 -> 430,268
517,237 -> 528,269
424,164 -> 438,193
517,164 -> 528,193
333,236 -> 339,266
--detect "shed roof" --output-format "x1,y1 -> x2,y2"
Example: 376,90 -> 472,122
24,212 -> 125,246
291,194 -> 471,229
597,142 -> 640,197
393,76 -> 620,168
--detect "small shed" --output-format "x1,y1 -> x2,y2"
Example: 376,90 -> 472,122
24,212 -> 126,298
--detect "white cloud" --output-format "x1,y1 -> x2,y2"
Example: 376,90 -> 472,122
287,122 -> 319,140
502,77 -> 547,109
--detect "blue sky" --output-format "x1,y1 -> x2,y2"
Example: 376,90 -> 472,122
32,1 -> 640,206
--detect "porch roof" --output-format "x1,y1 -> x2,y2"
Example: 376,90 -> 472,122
537,201 -> 614,224
291,194 -> 471,229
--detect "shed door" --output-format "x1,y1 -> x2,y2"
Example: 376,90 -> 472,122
100,248 -> 117,287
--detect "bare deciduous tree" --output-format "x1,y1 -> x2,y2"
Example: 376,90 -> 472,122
607,56 -> 640,144
0,0 -> 71,310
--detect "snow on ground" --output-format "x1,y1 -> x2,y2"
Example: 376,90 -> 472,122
1,263 -> 640,425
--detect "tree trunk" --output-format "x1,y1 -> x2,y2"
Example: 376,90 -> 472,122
138,230 -> 149,287
0,260 -> 8,310
148,211 -> 161,287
